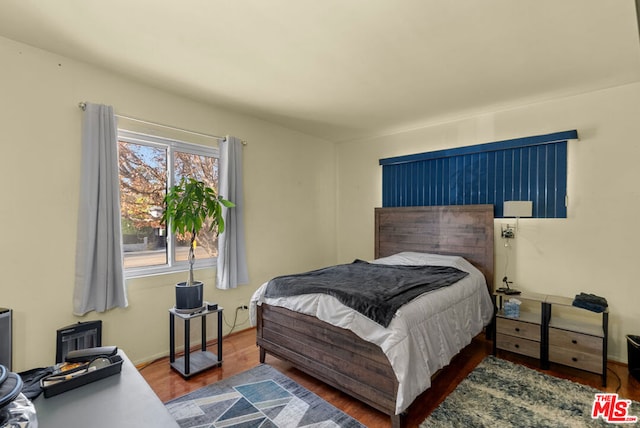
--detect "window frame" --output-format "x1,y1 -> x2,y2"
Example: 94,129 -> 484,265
117,130 -> 220,279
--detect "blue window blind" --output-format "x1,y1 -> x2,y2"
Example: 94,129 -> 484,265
379,130 -> 578,218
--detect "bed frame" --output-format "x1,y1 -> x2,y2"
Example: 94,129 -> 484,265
257,205 -> 494,427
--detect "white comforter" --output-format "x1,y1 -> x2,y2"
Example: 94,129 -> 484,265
249,252 -> 494,414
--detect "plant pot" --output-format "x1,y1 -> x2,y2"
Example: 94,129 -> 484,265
175,281 -> 204,310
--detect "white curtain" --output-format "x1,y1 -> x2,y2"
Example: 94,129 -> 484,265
73,103 -> 128,315
216,136 -> 249,289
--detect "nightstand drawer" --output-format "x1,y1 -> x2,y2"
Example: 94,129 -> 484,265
496,318 -> 541,341
548,345 -> 603,374
549,328 -> 602,354
496,333 -> 540,358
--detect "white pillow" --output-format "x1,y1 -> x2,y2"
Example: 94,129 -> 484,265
372,251 -> 482,277
372,251 -> 462,266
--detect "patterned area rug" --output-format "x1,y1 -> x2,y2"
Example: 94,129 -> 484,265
165,364 -> 364,427
421,356 -> 640,427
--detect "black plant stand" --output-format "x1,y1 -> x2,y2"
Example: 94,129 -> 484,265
169,306 -> 223,378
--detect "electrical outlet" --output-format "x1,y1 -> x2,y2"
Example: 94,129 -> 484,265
237,305 -> 248,310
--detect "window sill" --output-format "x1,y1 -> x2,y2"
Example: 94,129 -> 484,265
124,259 -> 216,280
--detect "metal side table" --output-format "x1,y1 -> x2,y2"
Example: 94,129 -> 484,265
169,306 -> 223,378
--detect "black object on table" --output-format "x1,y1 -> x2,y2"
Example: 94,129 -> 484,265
169,306 -> 223,378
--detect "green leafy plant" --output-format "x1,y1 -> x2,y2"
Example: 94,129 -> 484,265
161,177 -> 235,285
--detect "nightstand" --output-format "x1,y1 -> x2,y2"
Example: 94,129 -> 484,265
493,291 -> 546,360
493,292 -> 608,386
544,295 -> 608,386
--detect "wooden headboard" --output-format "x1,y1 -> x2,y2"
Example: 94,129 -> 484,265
375,205 -> 495,290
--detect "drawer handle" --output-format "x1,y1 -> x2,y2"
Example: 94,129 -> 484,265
515,328 -> 520,332
572,357 -> 578,362
515,344 -> 520,349
572,340 -> 577,344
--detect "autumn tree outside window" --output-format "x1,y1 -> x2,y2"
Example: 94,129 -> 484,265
117,130 -> 220,278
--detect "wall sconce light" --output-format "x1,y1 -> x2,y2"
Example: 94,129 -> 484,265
501,201 -> 532,239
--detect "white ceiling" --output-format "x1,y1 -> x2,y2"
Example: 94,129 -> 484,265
1,0 -> 639,142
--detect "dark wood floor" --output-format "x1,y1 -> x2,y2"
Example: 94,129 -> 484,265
140,328 -> 640,427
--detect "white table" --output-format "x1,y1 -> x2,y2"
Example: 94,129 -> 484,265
34,350 -> 178,427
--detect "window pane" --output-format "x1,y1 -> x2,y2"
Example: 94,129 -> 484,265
174,151 -> 219,261
118,140 -> 168,268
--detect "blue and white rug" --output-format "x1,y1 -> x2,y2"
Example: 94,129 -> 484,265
165,364 -> 364,427
421,356 -> 640,427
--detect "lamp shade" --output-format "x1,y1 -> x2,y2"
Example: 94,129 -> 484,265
504,201 -> 532,218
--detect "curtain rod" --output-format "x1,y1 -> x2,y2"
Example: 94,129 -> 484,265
78,102 -> 246,145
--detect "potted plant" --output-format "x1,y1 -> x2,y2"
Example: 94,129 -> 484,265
162,177 -> 235,311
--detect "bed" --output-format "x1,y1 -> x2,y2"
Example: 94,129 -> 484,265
251,205 -> 495,427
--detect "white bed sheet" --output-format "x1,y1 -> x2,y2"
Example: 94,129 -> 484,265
249,252 -> 494,414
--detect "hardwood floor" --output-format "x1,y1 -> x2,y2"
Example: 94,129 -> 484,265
140,327 -> 640,427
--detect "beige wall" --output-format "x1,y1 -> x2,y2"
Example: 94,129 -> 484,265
0,36 -> 337,371
336,82 -> 640,362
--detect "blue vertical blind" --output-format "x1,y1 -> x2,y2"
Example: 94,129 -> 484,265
380,130 -> 578,218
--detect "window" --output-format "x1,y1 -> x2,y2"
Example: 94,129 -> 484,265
117,130 -> 220,277
379,130 -> 578,218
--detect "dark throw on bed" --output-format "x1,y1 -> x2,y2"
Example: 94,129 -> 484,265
265,260 -> 468,327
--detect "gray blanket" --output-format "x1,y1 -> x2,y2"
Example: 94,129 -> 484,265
265,260 -> 469,327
